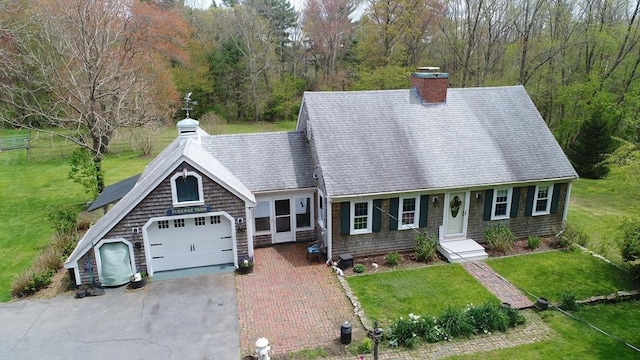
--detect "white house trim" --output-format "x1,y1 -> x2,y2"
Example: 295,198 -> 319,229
532,183 -> 554,216
170,170 -> 205,207
562,182 -> 572,226
93,238 -> 136,285
398,196 -> 420,230
350,199 -> 373,235
490,187 -> 513,220
142,211 -> 237,277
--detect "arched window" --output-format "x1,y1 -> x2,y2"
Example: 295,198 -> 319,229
170,170 -> 204,206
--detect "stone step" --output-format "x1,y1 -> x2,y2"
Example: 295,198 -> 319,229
438,239 -> 488,263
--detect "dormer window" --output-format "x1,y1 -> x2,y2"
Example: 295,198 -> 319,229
171,170 -> 204,206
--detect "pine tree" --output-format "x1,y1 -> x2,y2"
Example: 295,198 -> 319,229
568,107 -> 614,179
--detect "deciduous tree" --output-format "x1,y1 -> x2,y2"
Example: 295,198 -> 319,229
0,0 -> 189,193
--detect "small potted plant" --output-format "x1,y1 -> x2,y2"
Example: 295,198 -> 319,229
130,271 -> 148,289
236,255 -> 254,274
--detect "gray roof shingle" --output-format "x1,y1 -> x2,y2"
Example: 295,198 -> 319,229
201,132 -> 316,192
303,85 -> 577,197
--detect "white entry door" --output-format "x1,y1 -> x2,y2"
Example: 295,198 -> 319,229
444,191 -> 470,240
274,199 -> 294,243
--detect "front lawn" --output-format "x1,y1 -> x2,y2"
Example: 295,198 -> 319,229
346,264 -> 496,323
448,301 -> 640,360
487,250 -> 637,303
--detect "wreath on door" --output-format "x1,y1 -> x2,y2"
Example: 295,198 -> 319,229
450,196 -> 462,218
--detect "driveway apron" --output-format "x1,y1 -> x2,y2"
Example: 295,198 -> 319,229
0,273 -> 239,360
236,243 -> 359,356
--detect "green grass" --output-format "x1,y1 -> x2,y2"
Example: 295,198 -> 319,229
568,158 -> 640,263
0,156 -> 85,301
487,250 -> 636,303
346,264 -> 496,323
448,301 -> 640,360
0,121 -> 296,302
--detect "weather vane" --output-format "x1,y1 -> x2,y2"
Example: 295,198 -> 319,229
182,92 -> 198,118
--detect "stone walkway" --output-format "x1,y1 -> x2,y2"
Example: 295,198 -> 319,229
236,245 -> 550,359
235,243 -> 360,357
461,261 -> 534,309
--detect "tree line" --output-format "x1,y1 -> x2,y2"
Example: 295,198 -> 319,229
1,0 -> 639,192
179,0 -> 639,151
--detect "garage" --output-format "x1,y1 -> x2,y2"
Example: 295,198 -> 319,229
145,213 -> 234,274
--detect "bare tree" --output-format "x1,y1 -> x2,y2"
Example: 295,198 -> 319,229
0,0 -> 188,192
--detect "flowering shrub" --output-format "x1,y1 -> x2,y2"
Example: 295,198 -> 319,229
385,301 -> 525,348
238,255 -> 254,268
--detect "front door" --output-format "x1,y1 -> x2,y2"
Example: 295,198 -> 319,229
274,199 -> 294,243
443,191 -> 469,240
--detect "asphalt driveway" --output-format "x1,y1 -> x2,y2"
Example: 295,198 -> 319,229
0,273 -> 239,360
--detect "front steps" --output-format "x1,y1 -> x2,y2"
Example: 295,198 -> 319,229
438,239 -> 488,263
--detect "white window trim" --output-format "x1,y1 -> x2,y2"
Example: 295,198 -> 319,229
253,200 -> 272,235
170,171 -> 205,207
253,193 -> 316,236
294,196 -> 315,231
350,200 -> 372,235
532,184 -> 554,216
317,189 -> 325,228
398,196 -> 420,230
491,188 -> 512,220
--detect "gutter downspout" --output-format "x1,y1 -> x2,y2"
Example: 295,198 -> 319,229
562,182 -> 573,228
326,199 -> 332,260
246,204 -> 255,258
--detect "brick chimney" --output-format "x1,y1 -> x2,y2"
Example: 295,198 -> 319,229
411,67 -> 449,104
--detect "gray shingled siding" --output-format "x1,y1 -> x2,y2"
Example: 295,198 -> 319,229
329,184 -> 569,260
76,162 -> 248,285
329,195 -> 444,259
254,234 -> 272,247
469,183 -> 568,242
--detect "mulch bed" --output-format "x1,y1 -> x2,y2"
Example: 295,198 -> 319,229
342,237 -> 559,276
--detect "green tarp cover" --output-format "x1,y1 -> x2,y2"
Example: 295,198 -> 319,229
99,242 -> 134,286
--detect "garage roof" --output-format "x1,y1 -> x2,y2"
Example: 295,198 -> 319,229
87,174 -> 141,212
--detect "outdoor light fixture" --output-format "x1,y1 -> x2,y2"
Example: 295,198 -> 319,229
476,192 -> 483,200
182,167 -> 188,179
432,196 -> 439,204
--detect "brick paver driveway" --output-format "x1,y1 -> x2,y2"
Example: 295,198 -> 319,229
236,243 -> 361,357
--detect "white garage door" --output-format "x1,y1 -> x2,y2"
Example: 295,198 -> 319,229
146,214 -> 234,273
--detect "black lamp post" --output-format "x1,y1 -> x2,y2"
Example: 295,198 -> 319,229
373,321 -> 382,360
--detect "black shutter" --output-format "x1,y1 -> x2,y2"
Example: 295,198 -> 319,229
389,198 -> 399,230
372,199 -> 382,232
341,202 -> 350,235
483,189 -> 494,221
419,195 -> 429,227
510,187 -> 520,218
525,186 -> 535,216
550,183 -> 562,214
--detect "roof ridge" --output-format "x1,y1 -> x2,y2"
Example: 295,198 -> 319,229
205,130 -> 303,139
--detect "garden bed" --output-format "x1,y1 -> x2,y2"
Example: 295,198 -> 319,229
341,251 -> 447,276
482,236 -> 557,257
342,237 -> 559,276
